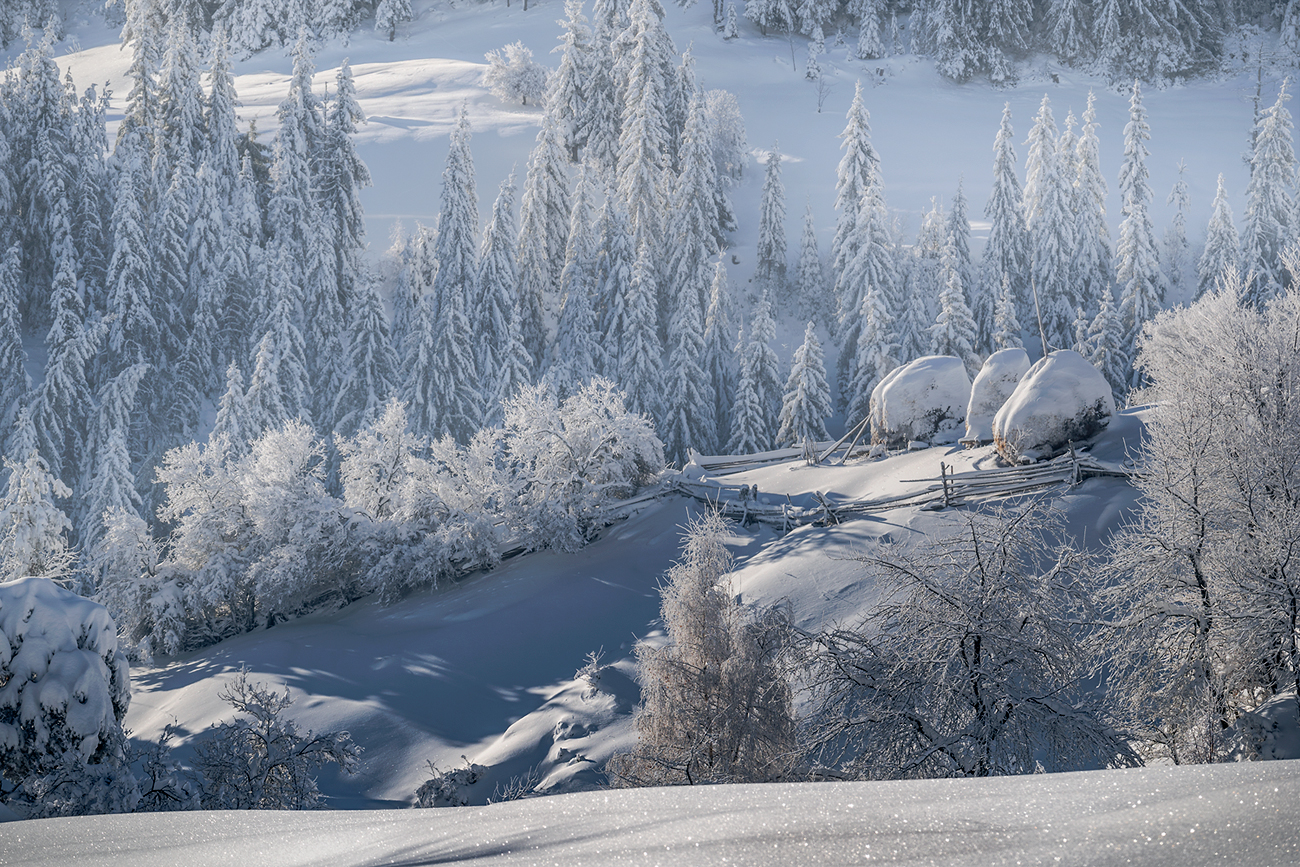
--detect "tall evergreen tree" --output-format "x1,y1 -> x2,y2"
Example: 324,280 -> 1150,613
213,361 -> 254,454
1073,91 -> 1112,319
662,232 -> 716,463
1087,291 -> 1128,407
333,277 -> 399,437
846,282 -> 897,425
1163,159 -> 1193,304
0,246 -> 28,443
321,60 -> 372,323
665,91 -> 722,320
702,259 -> 738,448
474,171 -> 521,386
1197,174 -> 1239,299
154,14 -> 205,194
992,274 -> 1024,351
32,242 -> 96,480
754,143 -> 788,285
517,113 -> 572,364
777,321 -> 832,447
930,235 -> 981,376
545,165 -> 601,398
549,0 -> 594,161
428,280 -> 482,443
400,293 -> 441,441
832,81 -> 881,330
1115,80 -> 1165,381
1023,95 -> 1075,350
617,0 -> 672,255
745,295 -> 781,446
796,203 -> 828,326
596,189 -> 636,374
104,138 -> 157,371
78,363 -> 148,551
981,103 -> 1031,344
945,178 -> 978,347
1241,80 -> 1295,303
615,241 -> 665,422
433,103 -> 479,318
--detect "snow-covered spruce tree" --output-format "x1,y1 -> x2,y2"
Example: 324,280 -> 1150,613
802,501 -> 1138,780
595,189 -> 636,373
796,203 -> 827,326
1087,291 -> 1128,406
0,246 -> 28,442
945,179 -> 978,340
474,170 -> 521,390
517,113 -> 571,365
548,0 -> 593,161
754,143 -> 788,286
544,165 -> 601,399
246,249 -> 313,436
615,242 -> 666,423
332,276 -> 400,438
1164,159 -> 1193,304
582,0 -> 623,173
375,0 -> 413,41
1197,174 -> 1239,300
321,60 -> 372,329
777,321 -> 831,447
1023,94 -> 1075,351
1094,0 -> 1222,83
1241,80 -> 1295,304
666,90 -> 722,319
839,183 -> 897,408
703,259 -> 738,449
78,363 -> 149,560
846,282 -> 897,426
1072,91 -> 1112,321
0,577 -> 139,818
1115,80 -> 1165,385
1046,0 -> 1094,65
153,13 -> 205,201
433,103 -> 479,327
831,81 -> 881,334
982,103 -> 1031,348
193,670 -> 360,810
728,297 -> 781,453
607,511 -> 795,786
930,235 -> 981,377
992,273 -> 1024,350
0,436 -> 75,586
213,362 -> 254,455
662,229 -> 717,464
617,0 -> 673,257
429,279 -> 482,444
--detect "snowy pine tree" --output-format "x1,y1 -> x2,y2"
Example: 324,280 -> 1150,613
474,170 -> 520,386
796,203 -> 828,326
992,273 -> 1024,350
777,321 -> 832,447
1163,159 -> 1193,305
1072,91 -> 1112,320
1115,80 -> 1165,382
1088,291 -> 1128,406
846,282 -> 897,425
1023,95 -> 1075,351
1197,174 -> 1239,300
930,235 -> 981,377
517,114 -> 572,364
333,277 -> 400,437
982,103 -> 1031,347
615,241 -> 665,422
754,143 -> 788,286
1241,80 -> 1295,303
662,233 -> 716,463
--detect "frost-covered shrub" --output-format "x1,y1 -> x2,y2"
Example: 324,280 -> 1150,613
993,350 -> 1114,463
704,89 -> 747,182
496,379 -> 664,552
193,670 -> 360,810
0,577 -> 139,818
413,757 -> 487,808
483,42 -> 549,106
869,355 -> 972,448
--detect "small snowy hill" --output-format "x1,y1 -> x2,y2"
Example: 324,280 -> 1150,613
12,760 -> 1300,866
114,409 -> 1148,812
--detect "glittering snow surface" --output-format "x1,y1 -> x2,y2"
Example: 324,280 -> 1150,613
8,761 -> 1300,866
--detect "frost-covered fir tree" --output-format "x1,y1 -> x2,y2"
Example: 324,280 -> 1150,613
755,143 -> 788,286
596,189 -> 637,373
212,362 -> 254,455
662,258 -> 716,463
702,259 -> 738,446
0,437 -> 75,584
846,282 -> 898,425
474,170 -> 520,385
945,178 -> 979,343
246,252 -> 313,435
992,274 -> 1024,350
33,244 -> 96,482
724,1 -> 739,38
854,0 -> 886,58
832,82 -> 881,330
1071,305 -> 1092,357
666,91 -> 722,321
400,293 -> 440,440
777,321 -> 831,447
545,165 -> 601,398
0,247 -> 27,442
982,103 -> 1031,344
548,0 -> 594,161
1023,95 -> 1075,350
433,103 -> 479,324
321,60 -> 372,324
1115,80 -> 1165,382
333,277 -> 400,437
1197,174 -> 1239,300
1241,81 -> 1295,303
805,25 -> 824,81
1073,91 -> 1112,319
1087,291 -> 1128,406
839,183 -> 897,407
104,137 -> 156,374
930,235 -> 981,377
729,296 -> 781,452
796,203 -> 828,326
1163,159 -> 1193,305
613,242 -> 666,422
583,2 -> 623,172
429,279 -> 483,443
79,363 -> 148,555
745,0 -> 795,36
727,330 -> 766,454
517,113 -> 572,364
1047,0 -> 1094,64
375,0 -> 413,40
490,304 -> 536,425
154,14 -> 205,198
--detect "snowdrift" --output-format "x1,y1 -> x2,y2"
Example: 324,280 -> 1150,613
993,350 -> 1115,463
10,760 -> 1300,867
870,355 -> 972,449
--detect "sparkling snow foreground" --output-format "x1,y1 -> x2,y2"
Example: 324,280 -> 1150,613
7,761 -> 1300,866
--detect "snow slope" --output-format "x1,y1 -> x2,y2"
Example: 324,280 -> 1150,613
9,760 -> 1300,866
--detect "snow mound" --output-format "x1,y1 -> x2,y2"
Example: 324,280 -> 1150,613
993,350 -> 1115,464
870,356 -> 972,449
965,348 -> 1031,444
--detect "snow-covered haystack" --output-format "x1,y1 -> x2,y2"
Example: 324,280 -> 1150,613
993,350 -> 1115,464
965,348 -> 1032,444
870,356 -> 972,449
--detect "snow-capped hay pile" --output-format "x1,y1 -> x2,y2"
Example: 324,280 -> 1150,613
870,356 -> 972,449
993,350 -> 1115,464
965,348 -> 1031,444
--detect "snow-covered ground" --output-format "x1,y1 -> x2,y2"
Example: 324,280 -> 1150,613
10,759 -> 1300,866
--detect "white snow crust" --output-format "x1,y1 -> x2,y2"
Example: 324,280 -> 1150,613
870,355 -> 971,448
965,347 -> 1031,443
7,760 -> 1300,867
993,350 -> 1116,463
